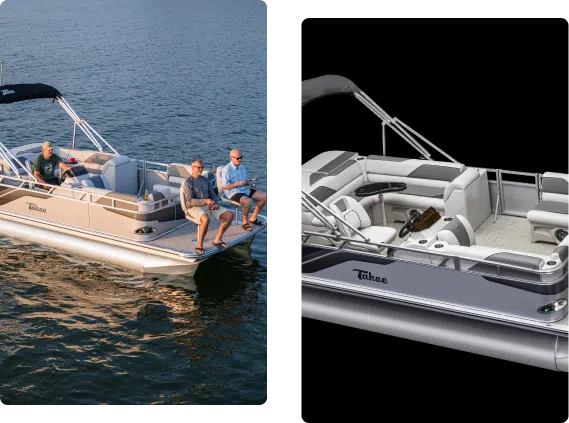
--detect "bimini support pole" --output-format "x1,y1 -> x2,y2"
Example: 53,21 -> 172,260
56,97 -> 119,155
356,91 -> 459,163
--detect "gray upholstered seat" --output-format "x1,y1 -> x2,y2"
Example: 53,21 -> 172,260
101,155 -> 138,194
329,195 -> 397,253
527,172 -> 568,244
81,174 -> 112,190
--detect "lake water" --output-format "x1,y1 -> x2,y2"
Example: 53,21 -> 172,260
0,0 -> 266,404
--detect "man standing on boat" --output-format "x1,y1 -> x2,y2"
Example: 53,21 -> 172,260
220,149 -> 267,232
32,141 -> 71,187
180,159 -> 234,255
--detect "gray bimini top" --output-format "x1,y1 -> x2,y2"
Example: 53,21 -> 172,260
302,74 -> 361,106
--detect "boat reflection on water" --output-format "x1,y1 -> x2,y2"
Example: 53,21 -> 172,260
0,234 -> 262,294
142,240 -> 261,293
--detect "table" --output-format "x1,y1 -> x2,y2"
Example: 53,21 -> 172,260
355,182 -> 407,225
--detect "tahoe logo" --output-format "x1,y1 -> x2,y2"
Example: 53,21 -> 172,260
1,89 -> 15,96
26,202 -> 47,213
353,268 -> 388,284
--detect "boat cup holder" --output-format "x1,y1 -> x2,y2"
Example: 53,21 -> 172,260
135,226 -> 156,235
555,229 -> 567,242
444,217 -> 453,222
418,239 -> 428,244
434,243 -> 444,248
547,260 -> 557,266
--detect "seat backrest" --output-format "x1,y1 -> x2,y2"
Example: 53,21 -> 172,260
302,150 -> 358,173
329,196 -> 372,237
101,155 -> 138,194
541,172 -> 568,203
365,155 -> 465,179
216,166 -> 229,200
436,214 -> 476,246
81,174 -> 112,190
306,159 -> 364,206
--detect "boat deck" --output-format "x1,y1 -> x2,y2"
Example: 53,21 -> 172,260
146,216 -> 266,259
388,214 -> 557,257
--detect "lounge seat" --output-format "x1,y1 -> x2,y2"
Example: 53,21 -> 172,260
364,155 -> 490,230
527,172 -> 568,244
329,195 -> 396,253
302,156 -> 365,228
301,151 -> 491,231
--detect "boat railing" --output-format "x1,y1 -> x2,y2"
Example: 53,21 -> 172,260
486,168 -> 541,219
0,173 -> 178,214
301,189 -> 567,282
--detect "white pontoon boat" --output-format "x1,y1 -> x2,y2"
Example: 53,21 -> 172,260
0,82 -> 266,275
302,75 -> 567,371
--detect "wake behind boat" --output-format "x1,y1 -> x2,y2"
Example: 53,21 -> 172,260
0,82 -> 266,275
302,75 -> 567,371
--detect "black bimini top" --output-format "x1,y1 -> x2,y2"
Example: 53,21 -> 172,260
0,83 -> 62,104
302,75 -> 360,106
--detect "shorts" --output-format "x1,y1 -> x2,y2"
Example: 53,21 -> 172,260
185,204 -> 230,224
44,176 -> 60,186
231,189 -> 257,203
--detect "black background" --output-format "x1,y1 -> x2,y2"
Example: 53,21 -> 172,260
302,19 -> 568,421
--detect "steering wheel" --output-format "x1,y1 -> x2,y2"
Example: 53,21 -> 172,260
398,210 -> 420,238
59,168 -> 73,185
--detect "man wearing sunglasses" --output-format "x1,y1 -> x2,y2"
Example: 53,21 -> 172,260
220,149 -> 267,232
32,141 -> 71,187
180,159 -> 234,255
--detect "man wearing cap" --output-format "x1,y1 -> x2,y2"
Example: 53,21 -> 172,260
33,141 -> 71,187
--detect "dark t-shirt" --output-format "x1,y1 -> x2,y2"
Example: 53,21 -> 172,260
33,153 -> 62,179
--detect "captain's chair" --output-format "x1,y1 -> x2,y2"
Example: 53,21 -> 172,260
216,166 -> 240,224
329,196 -> 397,253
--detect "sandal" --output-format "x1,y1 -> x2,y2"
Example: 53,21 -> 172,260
249,218 -> 264,226
195,247 -> 204,255
213,241 -> 228,249
242,222 -> 253,232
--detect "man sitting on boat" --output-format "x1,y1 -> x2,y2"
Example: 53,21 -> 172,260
220,149 -> 267,232
32,141 -> 71,188
180,159 -> 234,255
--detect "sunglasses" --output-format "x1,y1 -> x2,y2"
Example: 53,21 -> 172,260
232,156 -> 243,160
193,165 -> 204,169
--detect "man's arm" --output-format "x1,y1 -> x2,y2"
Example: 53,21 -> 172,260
59,161 -> 70,172
33,170 -> 46,184
221,168 -> 248,190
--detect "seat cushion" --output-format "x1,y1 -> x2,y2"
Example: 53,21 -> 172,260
350,226 -> 397,253
153,183 -> 180,196
382,192 -> 445,211
527,201 -> 568,228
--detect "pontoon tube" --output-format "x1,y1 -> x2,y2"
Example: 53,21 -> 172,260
303,285 -> 568,372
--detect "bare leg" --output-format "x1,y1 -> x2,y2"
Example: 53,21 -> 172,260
239,196 -> 253,224
197,214 -> 210,249
250,190 -> 267,222
214,210 -> 234,244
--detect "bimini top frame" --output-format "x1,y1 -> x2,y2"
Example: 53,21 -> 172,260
302,74 -> 458,163
0,82 -> 119,179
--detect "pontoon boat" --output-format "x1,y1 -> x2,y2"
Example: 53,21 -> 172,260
0,82 -> 266,275
302,75 -> 567,371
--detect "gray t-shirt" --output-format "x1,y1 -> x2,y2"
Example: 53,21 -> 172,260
181,175 -> 221,210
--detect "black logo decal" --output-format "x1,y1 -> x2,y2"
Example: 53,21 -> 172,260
353,268 -> 388,284
26,202 -> 47,213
